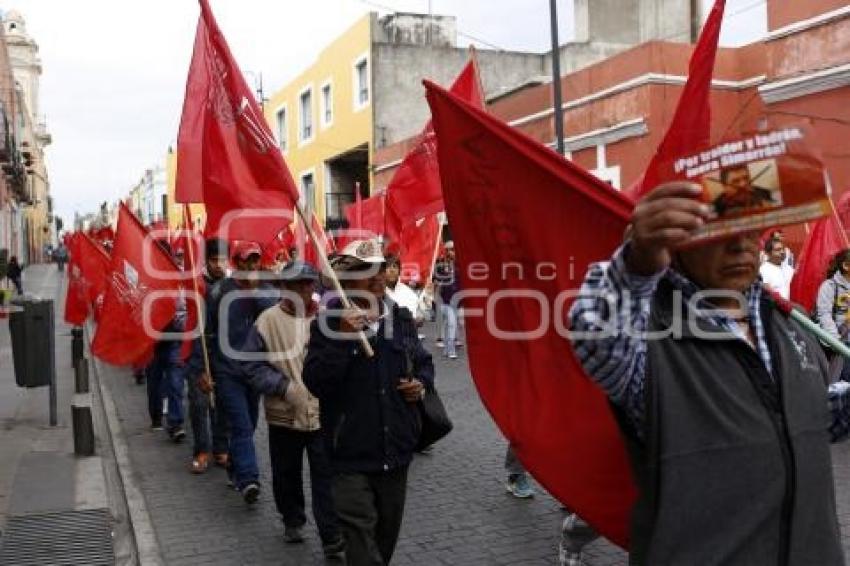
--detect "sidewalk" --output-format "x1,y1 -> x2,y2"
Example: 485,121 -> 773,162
0,264 -> 117,565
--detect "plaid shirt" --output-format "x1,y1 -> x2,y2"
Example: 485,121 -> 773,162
569,243 -> 850,443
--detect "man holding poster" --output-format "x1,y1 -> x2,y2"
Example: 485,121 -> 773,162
569,181 -> 850,564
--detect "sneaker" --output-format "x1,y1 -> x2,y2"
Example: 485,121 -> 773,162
241,482 -> 260,504
213,452 -> 229,468
190,452 -> 210,475
283,524 -> 305,543
448,353 -> 458,360
322,536 -> 345,558
168,427 -> 186,443
150,419 -> 163,431
134,372 -> 145,385
435,339 -> 444,347
455,341 -> 464,348
506,474 -> 534,499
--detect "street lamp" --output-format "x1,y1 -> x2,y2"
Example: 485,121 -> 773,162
549,0 -> 565,157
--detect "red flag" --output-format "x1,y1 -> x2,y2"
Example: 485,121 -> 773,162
64,233 -> 111,326
92,204 -> 183,366
426,80 -> 636,546
341,193 -> 386,247
399,214 -> 440,285
628,0 -> 726,199
175,0 -> 298,243
296,213 -> 332,268
790,194 -> 850,311
385,56 -> 485,231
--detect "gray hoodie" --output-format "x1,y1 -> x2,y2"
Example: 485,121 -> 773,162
815,271 -> 850,341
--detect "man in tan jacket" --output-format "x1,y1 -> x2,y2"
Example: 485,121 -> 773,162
241,261 -> 344,558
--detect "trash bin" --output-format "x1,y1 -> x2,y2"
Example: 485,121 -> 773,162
9,298 -> 54,388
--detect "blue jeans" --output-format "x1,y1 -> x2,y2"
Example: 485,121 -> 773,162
217,373 -> 260,489
187,373 -> 229,456
439,304 -> 458,357
146,343 -> 184,428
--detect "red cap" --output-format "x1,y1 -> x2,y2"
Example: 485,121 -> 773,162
232,240 -> 262,261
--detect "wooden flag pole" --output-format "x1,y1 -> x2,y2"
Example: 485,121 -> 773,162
295,203 -> 375,358
182,205 -> 216,407
426,216 -> 443,283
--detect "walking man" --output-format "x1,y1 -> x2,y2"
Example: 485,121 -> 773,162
304,239 -> 434,565
189,241 -> 276,503
241,260 -> 345,558
186,238 -> 231,473
569,181 -> 850,564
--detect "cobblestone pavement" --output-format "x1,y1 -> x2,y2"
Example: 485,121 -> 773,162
98,323 -> 850,565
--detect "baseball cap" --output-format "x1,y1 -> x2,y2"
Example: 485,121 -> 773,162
232,240 -> 262,261
331,238 -> 385,272
278,260 -> 320,282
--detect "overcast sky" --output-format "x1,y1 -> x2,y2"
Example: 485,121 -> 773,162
7,0 -> 766,227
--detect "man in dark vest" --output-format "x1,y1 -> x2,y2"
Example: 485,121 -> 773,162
569,181 -> 850,565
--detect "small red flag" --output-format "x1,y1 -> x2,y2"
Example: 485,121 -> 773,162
341,193 -> 386,247
176,0 -> 299,243
790,193 -> 850,311
628,0 -> 726,199
91,204 -> 183,366
426,80 -> 636,546
64,233 -> 111,326
296,213 -> 332,268
385,56 -> 485,232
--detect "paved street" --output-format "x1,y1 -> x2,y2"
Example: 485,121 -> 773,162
97,321 -> 630,566
95,313 -> 850,565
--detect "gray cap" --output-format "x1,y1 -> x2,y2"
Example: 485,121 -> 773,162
278,260 -> 319,282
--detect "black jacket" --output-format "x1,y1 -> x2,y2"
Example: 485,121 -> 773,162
627,279 -> 844,566
303,299 -> 434,474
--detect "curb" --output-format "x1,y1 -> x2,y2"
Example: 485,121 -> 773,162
87,326 -> 163,566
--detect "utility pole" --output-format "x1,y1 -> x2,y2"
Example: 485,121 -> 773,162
549,0 -> 565,156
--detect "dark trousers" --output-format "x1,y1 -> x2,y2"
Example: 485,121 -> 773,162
217,374 -> 260,489
146,344 -> 184,428
187,373 -> 229,456
333,466 -> 408,566
268,425 -> 340,544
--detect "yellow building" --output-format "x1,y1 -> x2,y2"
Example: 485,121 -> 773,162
264,13 -> 372,230
165,148 -> 205,231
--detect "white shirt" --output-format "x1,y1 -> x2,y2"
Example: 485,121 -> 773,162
760,261 -> 794,300
385,281 -> 420,319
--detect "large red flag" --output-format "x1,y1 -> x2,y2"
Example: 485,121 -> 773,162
64,232 -> 111,326
790,193 -> 850,311
399,214 -> 440,285
91,204 -> 183,366
385,56 -> 484,233
176,0 -> 298,243
628,0 -> 726,199
426,80 -> 636,546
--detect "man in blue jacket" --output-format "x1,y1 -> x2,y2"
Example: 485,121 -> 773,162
304,239 -> 434,566
188,240 -> 277,504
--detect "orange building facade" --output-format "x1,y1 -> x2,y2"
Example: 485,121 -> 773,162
373,0 -> 849,249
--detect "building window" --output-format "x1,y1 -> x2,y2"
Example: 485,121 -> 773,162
321,82 -> 333,127
354,56 -> 369,109
301,172 -> 315,215
299,88 -> 313,142
275,106 -> 287,150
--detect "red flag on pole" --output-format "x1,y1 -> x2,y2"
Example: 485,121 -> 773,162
385,56 -> 485,233
399,214 -> 440,285
790,193 -> 850,311
628,0 -> 727,199
175,0 -> 299,243
296,213 -> 332,268
342,193 -> 386,247
64,233 -> 111,326
91,204 -> 183,366
426,80 -> 636,547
